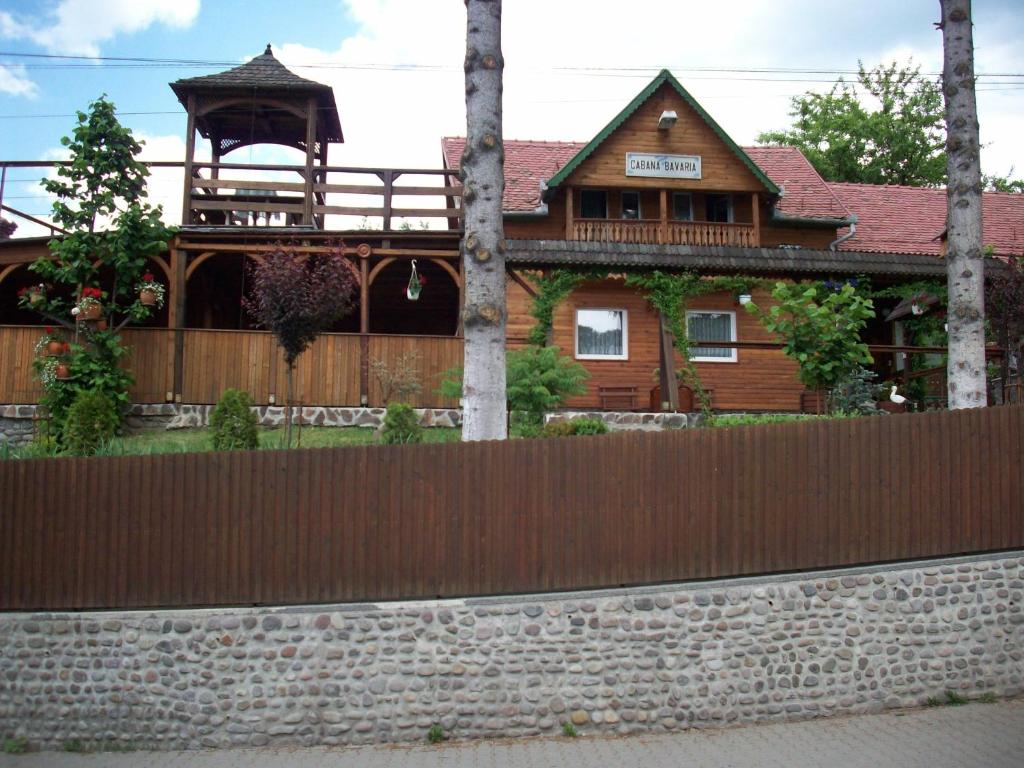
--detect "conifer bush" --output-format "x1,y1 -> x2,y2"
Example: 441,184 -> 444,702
380,403 -> 422,444
62,389 -> 120,456
210,389 -> 259,451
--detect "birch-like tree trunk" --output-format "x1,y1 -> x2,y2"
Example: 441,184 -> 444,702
461,0 -> 508,440
939,0 -> 986,408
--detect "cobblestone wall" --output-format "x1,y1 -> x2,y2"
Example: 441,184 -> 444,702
0,553 -> 1020,751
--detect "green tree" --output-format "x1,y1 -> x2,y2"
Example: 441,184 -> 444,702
21,96 -> 174,439
746,282 -> 875,411
757,61 -> 946,187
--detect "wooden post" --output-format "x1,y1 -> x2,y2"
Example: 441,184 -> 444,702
658,313 -> 680,411
181,94 -> 197,226
659,189 -> 668,244
359,255 -> 370,405
751,192 -> 760,246
303,97 -> 317,226
564,186 -> 574,239
317,139 -> 329,229
381,170 -> 395,230
170,244 -> 187,402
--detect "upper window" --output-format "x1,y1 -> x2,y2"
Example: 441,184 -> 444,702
620,191 -> 641,220
576,308 -> 627,360
672,193 -> 693,221
686,310 -> 737,362
580,190 -> 608,219
706,194 -> 733,223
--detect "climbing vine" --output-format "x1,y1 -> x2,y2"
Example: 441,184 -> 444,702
526,268 -> 608,345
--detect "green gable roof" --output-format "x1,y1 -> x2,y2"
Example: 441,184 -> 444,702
543,69 -> 780,199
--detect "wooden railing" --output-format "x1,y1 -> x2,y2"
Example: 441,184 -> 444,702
571,218 -> 757,247
0,326 -> 462,408
188,162 -> 462,230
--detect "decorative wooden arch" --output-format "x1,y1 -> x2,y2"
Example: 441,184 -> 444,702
185,251 -> 265,282
196,97 -> 307,121
366,257 -> 461,288
0,263 -> 25,286
87,255 -> 172,283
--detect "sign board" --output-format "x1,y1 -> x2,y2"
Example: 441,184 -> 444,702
625,152 -> 702,179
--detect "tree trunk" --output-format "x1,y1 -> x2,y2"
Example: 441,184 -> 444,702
460,0 -> 507,440
285,364 -> 294,448
939,0 -> 986,409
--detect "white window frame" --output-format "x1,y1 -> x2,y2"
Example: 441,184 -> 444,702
575,308 -> 629,361
705,193 -> 734,223
672,192 -> 693,221
579,189 -> 609,219
620,190 -> 642,220
686,310 -> 737,363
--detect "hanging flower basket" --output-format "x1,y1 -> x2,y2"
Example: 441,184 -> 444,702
54,363 -> 70,380
46,340 -> 64,357
18,284 -> 46,307
75,287 -> 103,321
135,272 -> 166,308
406,260 -> 424,301
34,327 -> 64,358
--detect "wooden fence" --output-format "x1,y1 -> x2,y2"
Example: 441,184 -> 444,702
1,406 -> 1021,611
0,326 -> 461,408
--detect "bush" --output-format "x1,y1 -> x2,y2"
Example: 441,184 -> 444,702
541,417 -> 609,438
209,389 -> 259,451
62,389 -> 120,456
380,403 -> 422,445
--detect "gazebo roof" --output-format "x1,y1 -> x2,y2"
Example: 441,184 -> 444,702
170,44 -> 343,148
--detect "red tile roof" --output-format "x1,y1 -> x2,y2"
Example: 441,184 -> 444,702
441,138 -> 847,220
828,182 -> 1024,257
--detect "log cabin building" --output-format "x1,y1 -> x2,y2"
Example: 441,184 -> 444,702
1,53 -> 1022,416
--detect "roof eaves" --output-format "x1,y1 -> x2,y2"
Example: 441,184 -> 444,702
543,69 -> 780,200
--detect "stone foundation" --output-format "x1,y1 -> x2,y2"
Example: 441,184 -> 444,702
0,552 -> 1020,751
546,410 -> 702,430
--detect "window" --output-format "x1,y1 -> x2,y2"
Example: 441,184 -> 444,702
672,193 -> 693,221
620,191 -> 641,220
580,190 -> 608,219
706,193 -> 732,223
576,308 -> 627,360
686,310 -> 737,362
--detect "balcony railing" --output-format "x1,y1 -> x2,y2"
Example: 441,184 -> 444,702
571,218 -> 757,247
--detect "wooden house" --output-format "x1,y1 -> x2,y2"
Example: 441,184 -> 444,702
1,58 -> 1021,415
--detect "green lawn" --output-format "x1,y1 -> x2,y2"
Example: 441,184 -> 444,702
8,426 -> 459,457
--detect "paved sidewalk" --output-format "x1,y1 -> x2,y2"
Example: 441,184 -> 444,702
3,699 -> 1022,768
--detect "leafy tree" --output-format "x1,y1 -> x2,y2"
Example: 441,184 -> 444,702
0,217 -> 16,240
939,0 -> 986,408
757,61 -> 946,187
746,282 -> 875,412
983,171 -> 1024,194
460,0 -> 507,440
243,246 -> 358,447
20,96 -> 173,440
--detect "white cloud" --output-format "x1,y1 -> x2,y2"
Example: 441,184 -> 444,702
0,63 -> 37,98
0,0 -> 200,57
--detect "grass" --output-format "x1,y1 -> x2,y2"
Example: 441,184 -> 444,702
561,722 -> 578,737
426,724 -> 446,744
2,426 -> 461,458
707,412 -> 858,428
3,737 -> 28,754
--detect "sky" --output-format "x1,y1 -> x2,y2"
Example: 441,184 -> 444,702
1,0 -> 1022,236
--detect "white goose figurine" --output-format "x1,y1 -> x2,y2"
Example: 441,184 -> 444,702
889,385 -> 907,405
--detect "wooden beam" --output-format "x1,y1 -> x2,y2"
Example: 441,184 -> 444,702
359,255 -> 369,334
752,192 -> 761,246
175,242 -> 460,258
380,170 -> 395,230
181,94 -> 196,226
506,267 -> 537,298
659,189 -> 668,244
303,97 -> 317,226
658,313 -> 680,411
170,244 -> 187,401
564,186 -> 574,239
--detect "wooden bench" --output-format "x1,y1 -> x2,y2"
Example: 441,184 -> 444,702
598,386 -> 639,410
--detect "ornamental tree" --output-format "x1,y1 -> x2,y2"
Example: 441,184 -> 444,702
21,96 -> 174,445
243,246 -> 359,447
747,282 -> 875,412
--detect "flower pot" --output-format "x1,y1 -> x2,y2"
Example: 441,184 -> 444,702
139,288 -> 156,306
80,303 -> 101,321
28,292 -> 44,305
45,340 -> 64,356
96,319 -> 108,331
55,363 -> 70,380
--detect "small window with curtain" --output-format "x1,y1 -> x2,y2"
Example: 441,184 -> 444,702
672,193 -> 693,221
580,190 -> 608,219
575,308 -> 627,360
705,193 -> 732,223
620,191 -> 641,220
686,310 -> 737,362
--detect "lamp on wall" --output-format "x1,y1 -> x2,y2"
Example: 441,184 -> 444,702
658,110 -> 677,131
737,294 -> 753,306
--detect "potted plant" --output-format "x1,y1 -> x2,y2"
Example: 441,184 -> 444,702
55,362 -> 71,380
74,286 -> 103,321
34,327 -> 65,357
136,272 -> 166,308
17,283 -> 46,307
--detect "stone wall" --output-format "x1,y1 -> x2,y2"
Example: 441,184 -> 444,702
1,552 -> 1020,751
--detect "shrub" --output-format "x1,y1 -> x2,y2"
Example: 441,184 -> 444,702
210,389 -> 259,451
3,737 -> 28,754
62,389 -> 120,456
380,403 -> 422,445
541,420 -> 576,438
541,417 -> 609,438
370,351 -> 422,405
561,722 -> 578,738
426,724 -> 446,744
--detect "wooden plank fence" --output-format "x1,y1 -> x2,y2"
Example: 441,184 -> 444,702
1,406 -> 1022,611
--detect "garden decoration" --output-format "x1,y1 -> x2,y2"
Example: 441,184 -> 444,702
74,287 -> 103,321
136,272 -> 166,308
406,259 -> 423,301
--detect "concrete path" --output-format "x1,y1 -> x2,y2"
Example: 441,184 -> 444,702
3,699 -> 1022,768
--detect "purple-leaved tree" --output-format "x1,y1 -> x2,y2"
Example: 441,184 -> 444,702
243,245 -> 359,446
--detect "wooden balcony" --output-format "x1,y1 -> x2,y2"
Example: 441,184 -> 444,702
570,218 -> 757,247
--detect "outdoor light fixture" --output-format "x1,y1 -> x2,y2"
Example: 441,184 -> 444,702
658,110 -> 678,130
738,294 -> 753,305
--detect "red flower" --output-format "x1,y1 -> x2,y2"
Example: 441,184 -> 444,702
142,272 -> 154,282
17,287 -> 27,296
81,287 -> 102,299
45,326 -> 54,334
